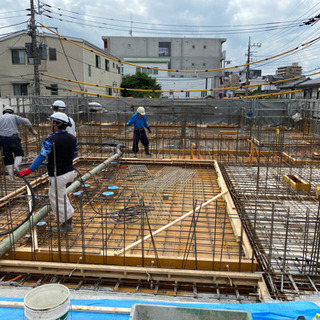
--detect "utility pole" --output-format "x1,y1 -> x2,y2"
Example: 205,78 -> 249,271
245,37 -> 251,97
30,0 -> 40,95
245,37 -> 261,97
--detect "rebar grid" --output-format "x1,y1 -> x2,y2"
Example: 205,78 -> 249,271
222,162 -> 320,299
1,162 -> 246,272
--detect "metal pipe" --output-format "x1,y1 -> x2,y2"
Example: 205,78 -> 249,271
0,145 -> 123,258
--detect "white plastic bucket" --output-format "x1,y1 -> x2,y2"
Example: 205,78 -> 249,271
24,284 -> 70,320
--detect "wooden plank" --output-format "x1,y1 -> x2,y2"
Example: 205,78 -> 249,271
0,260 -> 261,279
219,130 -> 238,135
7,249 -> 256,272
214,161 -> 253,259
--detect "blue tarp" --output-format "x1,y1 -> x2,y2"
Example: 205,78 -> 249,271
0,296 -> 319,320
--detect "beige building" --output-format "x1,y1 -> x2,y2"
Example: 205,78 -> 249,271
276,62 -> 302,77
0,31 -> 122,97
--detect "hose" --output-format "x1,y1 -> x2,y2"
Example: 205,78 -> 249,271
0,175 -> 36,236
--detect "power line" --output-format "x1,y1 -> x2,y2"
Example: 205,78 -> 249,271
40,2 -> 312,30
41,9 -> 307,35
40,22 -> 320,75
0,21 -> 28,30
0,9 -> 28,15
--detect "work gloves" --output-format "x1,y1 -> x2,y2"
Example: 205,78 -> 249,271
147,127 -> 152,134
18,168 -> 32,177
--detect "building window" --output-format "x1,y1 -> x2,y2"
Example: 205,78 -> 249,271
169,91 -> 173,95
13,83 -> 28,95
50,84 -> 58,95
159,42 -> 171,56
186,92 -> 190,98
11,50 -> 25,64
304,88 -> 312,99
49,48 -> 57,61
112,81 -> 117,96
145,69 -> 152,75
105,59 -> 109,71
136,67 -> 158,75
192,45 -> 195,49
108,88 -> 112,95
95,55 -> 101,68
203,63 -> 206,66
128,43 -> 131,48
113,62 -> 115,68
88,65 -> 91,77
201,91 -> 206,98
191,63 -> 195,66
203,45 -> 207,49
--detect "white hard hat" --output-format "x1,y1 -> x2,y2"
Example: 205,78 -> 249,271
50,112 -> 71,126
3,106 -> 14,114
52,100 -> 66,110
137,106 -> 145,115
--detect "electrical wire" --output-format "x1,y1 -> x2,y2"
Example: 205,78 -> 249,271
42,13 -> 307,36
39,23 -> 320,74
108,205 -> 154,224
0,9 -> 28,15
0,21 -> 28,29
40,2 -> 308,33
58,37 -> 82,90
256,2 -> 320,65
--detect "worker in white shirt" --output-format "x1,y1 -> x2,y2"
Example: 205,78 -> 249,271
0,105 -> 37,181
51,100 -> 76,137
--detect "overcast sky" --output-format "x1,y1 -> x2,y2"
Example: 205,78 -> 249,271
2,0 -> 320,77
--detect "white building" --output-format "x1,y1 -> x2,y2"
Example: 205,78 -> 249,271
122,57 -> 212,99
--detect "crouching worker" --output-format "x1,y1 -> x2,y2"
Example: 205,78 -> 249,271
18,113 -> 78,233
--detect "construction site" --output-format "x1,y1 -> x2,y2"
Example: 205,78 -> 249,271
1,96 -> 320,318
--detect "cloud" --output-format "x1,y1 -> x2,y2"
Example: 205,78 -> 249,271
2,0 -> 320,76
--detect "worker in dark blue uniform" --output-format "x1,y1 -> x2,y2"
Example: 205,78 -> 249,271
18,113 -> 78,233
126,106 -> 152,156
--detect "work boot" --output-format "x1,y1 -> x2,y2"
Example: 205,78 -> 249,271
14,156 -> 22,171
145,147 -> 152,156
52,218 -> 73,233
5,165 -> 14,182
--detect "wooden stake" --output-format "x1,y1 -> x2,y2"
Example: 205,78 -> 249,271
189,141 -> 194,159
182,139 -> 185,159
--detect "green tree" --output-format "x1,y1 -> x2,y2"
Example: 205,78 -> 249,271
121,72 -> 162,98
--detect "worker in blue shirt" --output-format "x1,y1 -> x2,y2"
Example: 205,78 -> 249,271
126,106 -> 152,156
18,113 -> 78,233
